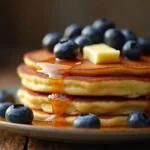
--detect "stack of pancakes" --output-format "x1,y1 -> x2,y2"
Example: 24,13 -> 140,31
17,49 -> 150,126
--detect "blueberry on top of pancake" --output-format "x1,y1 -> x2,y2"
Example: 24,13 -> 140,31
54,40 -> 79,60
138,37 -> 150,55
64,24 -> 82,39
42,32 -> 62,52
122,40 -> 142,60
104,28 -> 125,50
74,35 -> 92,54
93,18 -> 116,35
82,25 -> 103,44
121,29 -> 137,42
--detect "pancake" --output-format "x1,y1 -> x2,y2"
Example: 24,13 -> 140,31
18,87 -> 150,115
17,64 -> 150,98
24,49 -> 150,75
32,109 -> 143,127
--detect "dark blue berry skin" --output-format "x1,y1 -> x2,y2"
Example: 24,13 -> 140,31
121,29 -> 137,42
64,24 -> 82,39
138,37 -> 150,55
104,28 -> 125,50
122,40 -> 142,60
5,104 -> 33,124
74,35 -> 92,54
93,18 -> 116,35
128,111 -> 149,128
0,102 -> 12,117
0,90 -> 15,103
73,114 -> 100,128
54,40 -> 79,60
82,25 -> 103,44
42,33 -> 62,52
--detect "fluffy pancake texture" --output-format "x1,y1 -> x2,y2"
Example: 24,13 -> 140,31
32,109 -> 129,126
18,87 -> 150,115
17,64 -> 150,98
32,110 -> 149,127
24,49 -> 150,75
17,49 -> 150,127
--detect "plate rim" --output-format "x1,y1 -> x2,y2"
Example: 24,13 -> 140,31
0,120 -> 150,135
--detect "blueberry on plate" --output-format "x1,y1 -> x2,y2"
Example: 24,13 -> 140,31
93,18 -> 116,35
128,110 -> 149,128
73,113 -> 100,128
104,28 -> 125,50
0,90 -> 15,103
54,40 -> 79,60
82,25 -> 103,44
42,32 -> 62,52
0,102 -> 12,117
138,37 -> 150,55
122,40 -> 142,60
5,104 -> 33,124
74,35 -> 92,54
121,29 -> 137,42
64,24 -> 82,39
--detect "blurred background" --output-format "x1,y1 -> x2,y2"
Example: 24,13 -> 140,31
0,0 -> 150,87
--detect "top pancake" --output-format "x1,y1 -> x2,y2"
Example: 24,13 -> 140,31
24,49 -> 150,75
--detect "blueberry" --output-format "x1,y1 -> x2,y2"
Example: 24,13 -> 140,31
138,37 -> 150,55
122,40 -> 142,60
0,90 -> 15,103
121,29 -> 137,42
5,104 -> 33,124
42,32 -> 62,52
64,24 -> 82,39
73,114 -> 100,128
104,28 -> 125,50
0,102 -> 12,117
128,111 -> 149,128
74,35 -> 92,54
54,40 -> 79,60
93,18 -> 116,35
82,25 -> 103,44
60,37 -> 69,42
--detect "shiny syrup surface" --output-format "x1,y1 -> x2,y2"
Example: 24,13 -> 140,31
37,54 -> 81,115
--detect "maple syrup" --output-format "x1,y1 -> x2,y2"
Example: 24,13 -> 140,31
37,54 -> 81,93
37,54 -> 81,114
48,94 -> 72,115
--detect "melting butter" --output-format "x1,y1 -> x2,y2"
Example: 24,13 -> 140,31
83,44 -> 120,64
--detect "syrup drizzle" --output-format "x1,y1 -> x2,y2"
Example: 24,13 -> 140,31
37,55 -> 81,114
48,94 -> 72,115
36,53 -> 150,122
37,56 -> 81,93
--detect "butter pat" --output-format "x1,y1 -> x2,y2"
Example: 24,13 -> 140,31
83,44 -> 120,64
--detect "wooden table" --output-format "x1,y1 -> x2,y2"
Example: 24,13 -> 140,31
0,68 -> 150,150
0,129 -> 149,150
